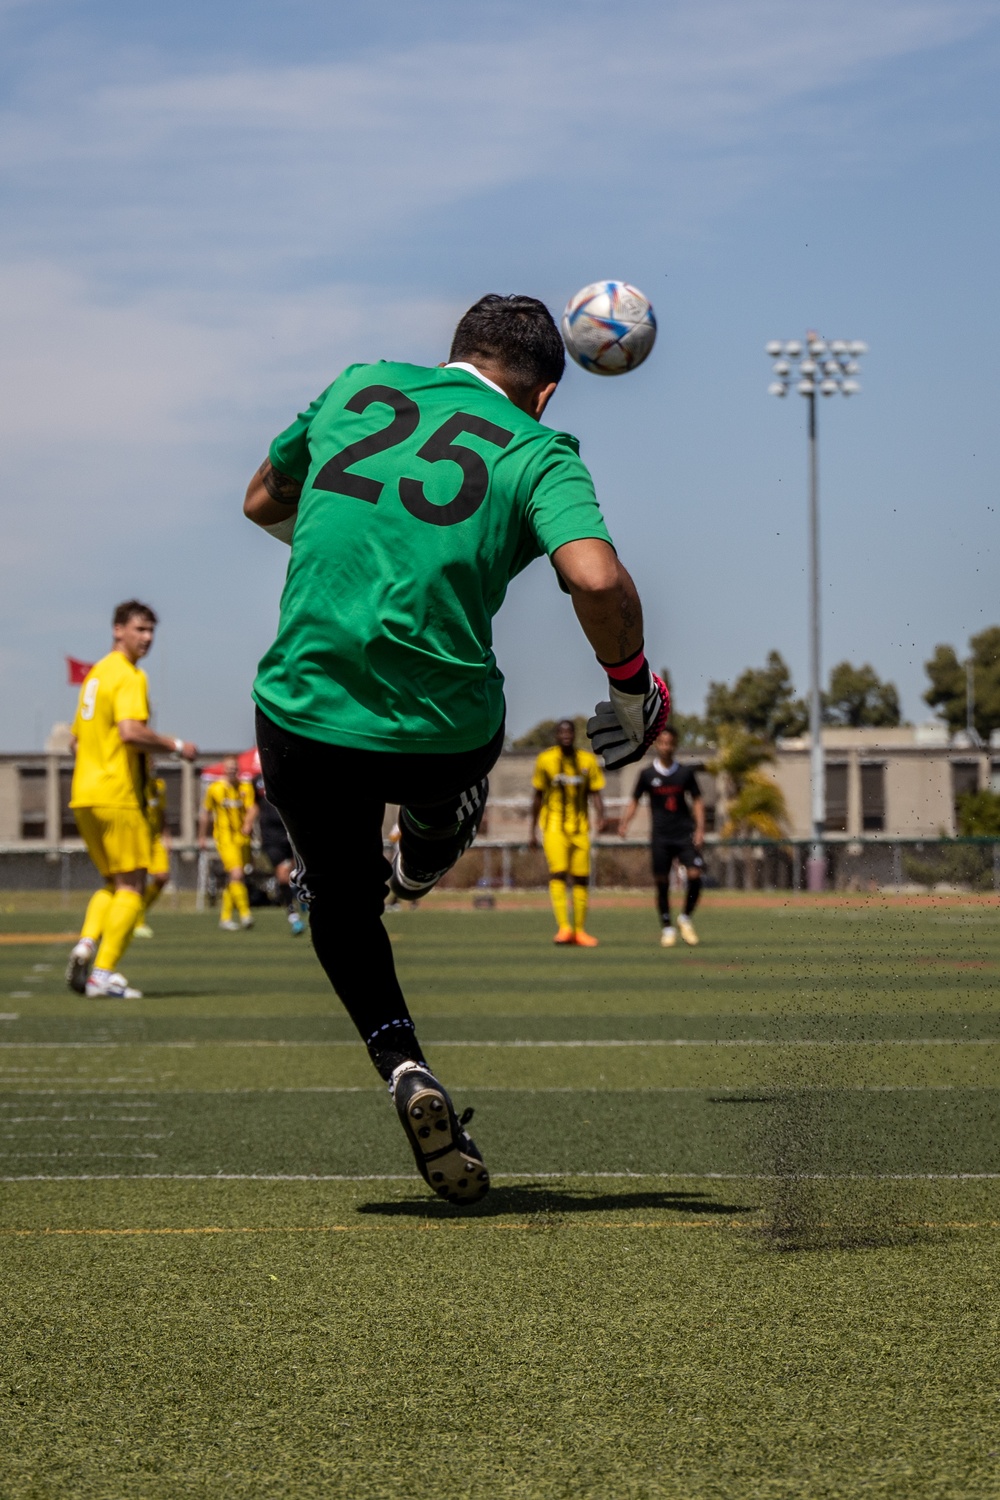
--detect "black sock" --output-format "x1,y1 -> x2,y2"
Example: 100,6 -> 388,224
277,881 -> 294,910
656,881 -> 671,926
365,1019 -> 427,1082
684,876 -> 702,917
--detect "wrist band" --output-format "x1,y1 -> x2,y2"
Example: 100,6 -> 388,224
599,648 -> 647,683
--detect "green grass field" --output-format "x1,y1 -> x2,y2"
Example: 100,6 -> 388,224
2,893 -> 999,1498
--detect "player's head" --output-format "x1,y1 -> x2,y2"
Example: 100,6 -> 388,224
223,755 -> 239,782
112,600 -> 158,662
449,295 -> 565,415
555,718 -> 576,750
655,727 -> 678,759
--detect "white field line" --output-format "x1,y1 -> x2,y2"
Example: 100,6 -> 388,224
0,1038 -> 998,1050
1,1171 -> 999,1183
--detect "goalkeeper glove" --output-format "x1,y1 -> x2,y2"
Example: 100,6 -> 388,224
587,649 -> 670,769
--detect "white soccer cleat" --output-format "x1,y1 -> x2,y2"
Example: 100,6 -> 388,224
66,938 -> 96,994
660,925 -> 677,948
239,915 -> 254,930
218,919 -> 240,932
85,970 -> 142,999
677,914 -> 699,946
132,923 -> 154,940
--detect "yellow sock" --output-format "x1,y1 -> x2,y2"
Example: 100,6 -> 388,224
572,883 -> 589,933
94,888 -> 143,973
548,878 -> 569,929
143,880 -> 164,915
221,887 -> 233,922
81,885 -> 114,944
231,880 -> 250,921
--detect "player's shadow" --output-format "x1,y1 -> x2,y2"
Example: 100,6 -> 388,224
357,1182 -> 754,1219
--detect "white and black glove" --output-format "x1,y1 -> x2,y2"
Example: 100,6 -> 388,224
587,651 -> 671,769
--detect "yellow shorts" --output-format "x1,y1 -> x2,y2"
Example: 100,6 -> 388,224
148,837 -> 170,878
542,827 -> 592,879
74,806 -> 152,878
215,836 -> 251,874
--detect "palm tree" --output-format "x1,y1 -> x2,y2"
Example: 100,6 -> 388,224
706,727 -> 789,885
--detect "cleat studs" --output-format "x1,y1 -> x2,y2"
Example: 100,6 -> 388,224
435,1119 -> 448,1132
429,1098 -> 443,1112
431,1172 -> 444,1182
410,1105 -> 423,1119
418,1126 -> 431,1139
458,1179 -> 468,1189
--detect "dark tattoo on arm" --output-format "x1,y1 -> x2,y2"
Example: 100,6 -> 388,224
616,593 -> 642,659
260,459 -> 303,506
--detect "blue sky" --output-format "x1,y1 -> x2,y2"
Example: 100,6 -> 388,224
1,0 -> 998,748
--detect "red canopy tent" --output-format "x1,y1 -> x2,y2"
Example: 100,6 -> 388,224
199,748 -> 260,782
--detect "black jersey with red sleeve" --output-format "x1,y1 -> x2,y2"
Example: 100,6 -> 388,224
632,762 -> 702,840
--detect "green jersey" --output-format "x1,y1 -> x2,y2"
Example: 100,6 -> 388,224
252,361 -> 613,753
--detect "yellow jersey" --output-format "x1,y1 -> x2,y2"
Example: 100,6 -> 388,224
204,779 -> 255,843
146,775 -> 167,838
70,650 -> 150,810
532,746 -> 605,836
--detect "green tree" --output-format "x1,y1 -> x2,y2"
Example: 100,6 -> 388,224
705,651 -> 808,742
924,627 -> 1000,740
706,725 -> 789,838
956,790 -> 1000,837
822,661 -> 901,727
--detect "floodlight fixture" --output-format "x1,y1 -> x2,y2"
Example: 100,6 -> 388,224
764,331 -> 868,892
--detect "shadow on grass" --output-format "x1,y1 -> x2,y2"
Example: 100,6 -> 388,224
357,1182 -> 756,1219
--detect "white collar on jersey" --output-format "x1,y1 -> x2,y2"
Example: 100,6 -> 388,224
444,361 -> 510,399
653,758 -> 680,777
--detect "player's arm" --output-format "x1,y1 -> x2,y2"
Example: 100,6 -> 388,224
552,540 -> 669,770
244,459 -> 304,536
242,794 -> 259,839
590,788 -> 606,835
118,721 -> 196,761
528,789 -> 544,849
197,798 -> 212,851
618,797 -> 639,838
691,793 -> 706,848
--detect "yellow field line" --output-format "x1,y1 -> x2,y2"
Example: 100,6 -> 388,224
0,933 -> 76,945
2,1219 -> 999,1238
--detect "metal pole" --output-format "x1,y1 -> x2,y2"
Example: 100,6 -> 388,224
806,389 -> 826,890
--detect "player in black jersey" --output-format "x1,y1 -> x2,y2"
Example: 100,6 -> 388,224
619,727 -> 705,946
250,778 -> 306,936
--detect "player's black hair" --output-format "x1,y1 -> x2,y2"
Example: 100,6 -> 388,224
449,294 -> 565,389
113,599 -> 158,627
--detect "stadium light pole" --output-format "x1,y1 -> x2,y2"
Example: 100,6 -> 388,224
766,332 -> 867,891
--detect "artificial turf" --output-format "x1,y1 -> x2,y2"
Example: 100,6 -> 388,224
1,893 -> 999,1497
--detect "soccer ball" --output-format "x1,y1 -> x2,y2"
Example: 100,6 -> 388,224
561,281 -> 657,376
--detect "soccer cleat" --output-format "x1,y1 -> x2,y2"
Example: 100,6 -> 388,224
132,923 -> 154,940
66,938 -> 96,994
85,969 -> 142,1000
218,918 -> 240,932
660,925 -> 677,948
553,925 -> 575,945
288,911 -> 306,936
389,1061 -> 490,1206
573,930 -> 599,948
677,914 -> 699,946
240,915 -> 254,930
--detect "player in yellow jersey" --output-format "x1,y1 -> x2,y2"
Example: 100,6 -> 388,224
198,757 -> 256,930
529,719 -> 605,946
66,601 -> 197,999
133,774 -> 171,939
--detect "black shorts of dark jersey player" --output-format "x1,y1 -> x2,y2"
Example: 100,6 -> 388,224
652,840 -> 705,879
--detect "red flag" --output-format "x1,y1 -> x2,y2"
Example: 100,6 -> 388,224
66,656 -> 94,685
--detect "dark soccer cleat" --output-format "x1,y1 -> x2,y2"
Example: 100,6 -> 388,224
389,1061 -> 490,1206
387,849 -> 451,904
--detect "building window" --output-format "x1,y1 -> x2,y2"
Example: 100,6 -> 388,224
860,762 -> 886,832
824,763 -> 848,832
951,761 -> 980,827
18,768 -> 46,839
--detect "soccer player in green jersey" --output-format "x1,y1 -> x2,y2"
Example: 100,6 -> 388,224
245,295 -> 669,1205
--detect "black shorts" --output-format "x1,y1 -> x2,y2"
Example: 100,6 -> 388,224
262,832 -> 294,869
652,839 -> 704,879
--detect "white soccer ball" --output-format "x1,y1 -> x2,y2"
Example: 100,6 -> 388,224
561,281 -> 657,376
